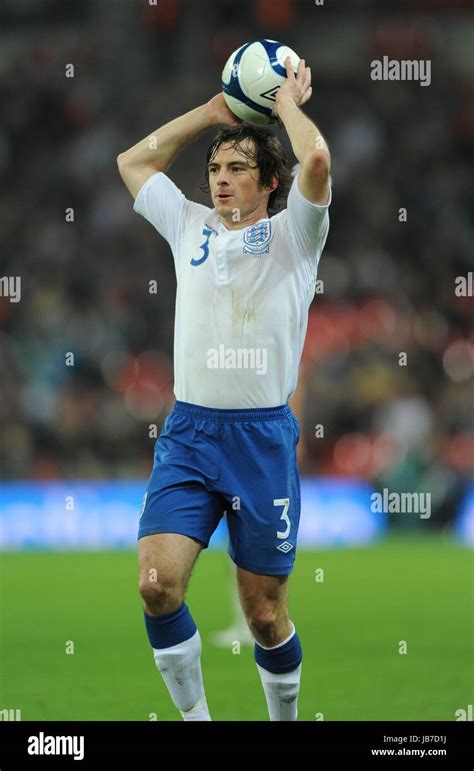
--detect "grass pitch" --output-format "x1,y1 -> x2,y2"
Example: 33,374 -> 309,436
0,535 -> 472,721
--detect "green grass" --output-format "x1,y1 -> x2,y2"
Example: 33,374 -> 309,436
0,535 -> 472,721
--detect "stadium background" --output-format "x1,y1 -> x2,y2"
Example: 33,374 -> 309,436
0,0 -> 472,722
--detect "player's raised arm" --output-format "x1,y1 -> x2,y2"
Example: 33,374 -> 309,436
117,95 -> 240,199
273,56 -> 330,206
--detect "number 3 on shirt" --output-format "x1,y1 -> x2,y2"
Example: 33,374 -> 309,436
190,227 -> 213,266
274,498 -> 291,539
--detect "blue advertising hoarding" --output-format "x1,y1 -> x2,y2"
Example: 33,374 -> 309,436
0,478 -> 388,550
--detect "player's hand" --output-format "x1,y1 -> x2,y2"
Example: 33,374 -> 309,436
207,93 -> 242,126
274,57 -> 312,117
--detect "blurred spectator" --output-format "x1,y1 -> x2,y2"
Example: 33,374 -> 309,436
0,0 -> 472,529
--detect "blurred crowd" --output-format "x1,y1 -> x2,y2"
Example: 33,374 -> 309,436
0,0 -> 472,526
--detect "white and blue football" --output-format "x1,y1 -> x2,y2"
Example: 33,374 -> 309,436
222,39 -> 300,125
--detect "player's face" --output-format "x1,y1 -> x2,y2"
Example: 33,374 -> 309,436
208,140 -> 275,227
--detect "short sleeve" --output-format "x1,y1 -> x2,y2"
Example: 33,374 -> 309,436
133,171 -> 187,254
285,172 -> 332,273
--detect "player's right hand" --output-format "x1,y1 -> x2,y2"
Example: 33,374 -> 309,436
274,56 -> 312,118
207,93 -> 242,126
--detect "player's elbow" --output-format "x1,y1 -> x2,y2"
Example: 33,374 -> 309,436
116,152 -> 129,172
116,152 -> 136,182
304,149 -> 331,179
300,151 -> 331,205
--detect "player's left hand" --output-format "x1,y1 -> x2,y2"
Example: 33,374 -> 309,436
274,56 -> 312,117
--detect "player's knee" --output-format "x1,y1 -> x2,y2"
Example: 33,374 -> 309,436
138,574 -> 184,615
247,607 -> 280,640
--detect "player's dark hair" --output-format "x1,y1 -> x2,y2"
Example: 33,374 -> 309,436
201,123 -> 292,215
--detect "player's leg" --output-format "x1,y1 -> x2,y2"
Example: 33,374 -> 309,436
137,402 -> 227,719
237,567 -> 292,646
138,532 -> 211,721
138,531 -> 201,614
237,567 -> 302,721
209,553 -> 254,648
220,404 -> 302,719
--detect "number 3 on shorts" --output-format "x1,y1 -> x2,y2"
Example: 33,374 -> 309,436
274,498 -> 290,539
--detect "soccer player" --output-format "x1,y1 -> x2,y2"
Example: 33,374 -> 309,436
117,58 -> 331,721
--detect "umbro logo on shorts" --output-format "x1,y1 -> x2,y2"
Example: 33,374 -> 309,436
276,541 -> 293,553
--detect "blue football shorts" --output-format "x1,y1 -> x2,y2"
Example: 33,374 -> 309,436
138,400 -> 301,575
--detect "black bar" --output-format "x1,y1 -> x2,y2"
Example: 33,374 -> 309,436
0,720 -> 471,765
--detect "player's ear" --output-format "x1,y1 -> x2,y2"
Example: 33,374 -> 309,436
265,173 -> 279,193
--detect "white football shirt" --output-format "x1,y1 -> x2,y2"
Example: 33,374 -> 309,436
133,171 -> 331,408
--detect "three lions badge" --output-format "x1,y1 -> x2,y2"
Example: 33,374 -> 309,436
243,221 -> 272,256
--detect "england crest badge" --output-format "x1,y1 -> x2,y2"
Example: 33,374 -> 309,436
243,220 -> 272,255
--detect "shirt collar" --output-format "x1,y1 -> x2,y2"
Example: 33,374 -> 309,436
206,209 -> 270,233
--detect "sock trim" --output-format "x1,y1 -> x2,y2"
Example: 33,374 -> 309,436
253,621 -> 295,651
254,626 -> 302,675
144,602 -> 197,649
